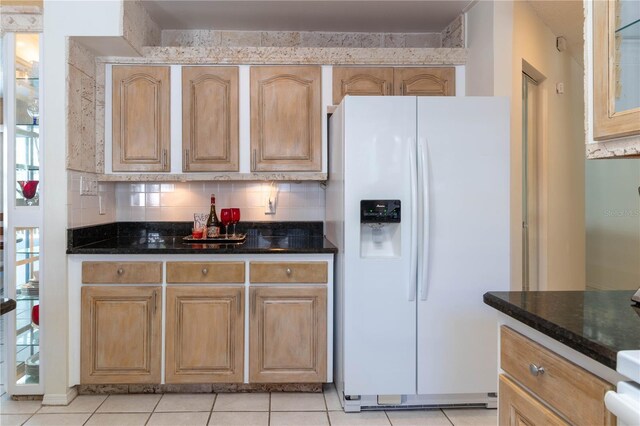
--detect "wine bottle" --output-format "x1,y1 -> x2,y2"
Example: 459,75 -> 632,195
206,194 -> 221,238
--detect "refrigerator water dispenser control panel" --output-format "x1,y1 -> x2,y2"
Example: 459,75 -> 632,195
360,200 -> 401,223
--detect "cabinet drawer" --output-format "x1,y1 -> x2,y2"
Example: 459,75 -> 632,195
82,262 -> 162,284
500,326 -> 614,426
166,262 -> 245,283
249,262 -> 327,284
499,374 -> 568,426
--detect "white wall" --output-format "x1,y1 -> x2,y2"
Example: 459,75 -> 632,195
43,0 -> 122,402
510,1 -> 585,291
465,1 -> 494,96
586,159 -> 640,290
466,0 -> 585,291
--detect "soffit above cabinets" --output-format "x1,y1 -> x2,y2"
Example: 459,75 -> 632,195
141,0 -> 473,32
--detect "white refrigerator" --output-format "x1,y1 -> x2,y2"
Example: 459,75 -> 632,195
326,96 -> 510,411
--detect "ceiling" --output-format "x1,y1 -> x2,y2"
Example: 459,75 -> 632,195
141,0 -> 584,64
141,0 -> 473,33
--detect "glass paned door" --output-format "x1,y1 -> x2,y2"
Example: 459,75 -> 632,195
15,34 -> 40,207
15,227 -> 39,384
3,32 -> 44,395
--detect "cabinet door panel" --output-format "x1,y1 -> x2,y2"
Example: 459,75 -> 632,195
182,66 -> 239,171
81,261 -> 162,284
166,286 -> 244,383
332,67 -> 393,105
166,261 -> 245,284
499,375 -> 568,426
81,286 -> 161,384
394,67 -> 455,96
112,66 -> 170,172
249,286 -> 326,382
249,261 -> 328,283
501,327 -> 615,426
250,66 -> 321,172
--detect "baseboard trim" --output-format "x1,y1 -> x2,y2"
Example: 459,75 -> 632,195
43,386 -> 78,406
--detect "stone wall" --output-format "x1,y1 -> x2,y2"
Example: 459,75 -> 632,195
67,38 -> 97,173
160,27 -> 463,49
0,4 -> 42,34
122,0 -> 161,53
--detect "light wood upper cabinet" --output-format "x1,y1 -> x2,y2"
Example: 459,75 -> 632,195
393,67 -> 455,96
250,66 -> 322,172
593,0 -> 640,141
332,67 -> 455,105
165,286 -> 244,383
249,286 -> 327,383
332,67 -> 394,105
112,66 -> 170,172
182,67 -> 239,171
81,286 -> 161,384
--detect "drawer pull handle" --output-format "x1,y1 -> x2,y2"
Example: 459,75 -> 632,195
529,363 -> 545,376
117,268 -> 124,275
202,268 -> 208,275
286,268 -> 292,276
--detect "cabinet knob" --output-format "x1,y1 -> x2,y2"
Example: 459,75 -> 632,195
202,268 -> 208,275
286,268 -> 292,276
116,268 -> 124,275
529,363 -> 545,376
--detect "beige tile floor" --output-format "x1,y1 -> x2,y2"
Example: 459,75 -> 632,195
0,385 -> 497,426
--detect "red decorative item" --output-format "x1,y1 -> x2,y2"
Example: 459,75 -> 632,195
220,209 -> 232,238
31,304 -> 39,326
18,180 -> 39,199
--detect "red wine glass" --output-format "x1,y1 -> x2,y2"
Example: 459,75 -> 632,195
231,208 -> 240,237
18,180 -> 39,205
220,209 -> 232,239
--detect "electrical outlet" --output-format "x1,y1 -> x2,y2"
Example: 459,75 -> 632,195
80,176 -> 98,196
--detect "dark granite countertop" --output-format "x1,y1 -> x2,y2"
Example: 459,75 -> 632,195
67,221 -> 337,255
484,291 -> 640,369
1,298 -> 17,316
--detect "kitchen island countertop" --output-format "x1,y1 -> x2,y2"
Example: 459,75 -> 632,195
67,221 -> 337,255
484,290 -> 640,370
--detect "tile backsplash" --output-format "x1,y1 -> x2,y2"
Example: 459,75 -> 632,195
114,181 -> 325,223
67,172 -> 117,228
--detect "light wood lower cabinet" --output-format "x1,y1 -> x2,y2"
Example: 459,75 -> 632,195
82,261 -> 163,284
165,286 -> 244,383
499,375 -> 568,426
249,286 -> 327,383
500,326 -> 615,426
166,261 -> 245,284
81,286 -> 161,384
249,261 -> 328,284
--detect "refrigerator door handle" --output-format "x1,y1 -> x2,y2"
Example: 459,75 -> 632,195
418,137 -> 430,301
408,137 -> 418,302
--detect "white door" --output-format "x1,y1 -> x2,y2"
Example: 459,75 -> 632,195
416,97 -> 510,395
342,96 -> 418,396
